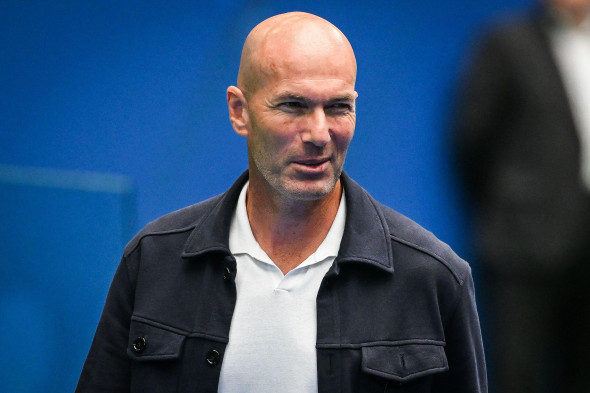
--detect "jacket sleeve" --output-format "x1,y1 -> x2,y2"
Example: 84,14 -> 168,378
75,257 -> 134,392
434,270 -> 488,393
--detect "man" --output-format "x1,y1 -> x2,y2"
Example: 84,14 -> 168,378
77,12 -> 486,392
453,1 -> 590,392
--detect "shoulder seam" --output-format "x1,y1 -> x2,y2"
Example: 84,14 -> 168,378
123,193 -> 225,258
124,225 -> 196,258
390,234 -> 465,285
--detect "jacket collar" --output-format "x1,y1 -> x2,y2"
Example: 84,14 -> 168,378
182,171 -> 393,274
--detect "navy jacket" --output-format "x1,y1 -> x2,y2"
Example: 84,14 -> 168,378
76,172 -> 486,392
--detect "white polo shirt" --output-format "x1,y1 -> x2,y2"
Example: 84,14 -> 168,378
218,182 -> 346,393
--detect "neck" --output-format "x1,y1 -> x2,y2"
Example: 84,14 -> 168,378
246,177 -> 342,275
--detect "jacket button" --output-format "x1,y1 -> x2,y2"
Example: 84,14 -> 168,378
206,349 -> 221,366
223,266 -> 233,281
132,336 -> 147,353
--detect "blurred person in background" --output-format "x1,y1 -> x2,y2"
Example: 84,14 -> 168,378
454,0 -> 590,392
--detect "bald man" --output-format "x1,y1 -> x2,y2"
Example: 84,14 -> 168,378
76,12 -> 486,393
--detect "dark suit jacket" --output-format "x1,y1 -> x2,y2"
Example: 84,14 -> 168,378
454,8 -> 590,275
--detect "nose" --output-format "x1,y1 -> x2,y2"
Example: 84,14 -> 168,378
301,108 -> 331,147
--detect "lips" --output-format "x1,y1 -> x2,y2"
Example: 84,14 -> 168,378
292,157 -> 331,173
293,157 -> 330,166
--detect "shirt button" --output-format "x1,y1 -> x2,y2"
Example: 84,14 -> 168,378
206,349 -> 221,366
132,336 -> 147,353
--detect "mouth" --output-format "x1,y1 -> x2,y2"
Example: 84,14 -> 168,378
292,157 -> 331,172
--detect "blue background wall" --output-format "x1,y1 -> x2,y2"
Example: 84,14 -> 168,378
1,0 -> 531,391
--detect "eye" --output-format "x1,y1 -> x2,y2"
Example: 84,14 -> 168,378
325,102 -> 353,115
276,101 -> 308,114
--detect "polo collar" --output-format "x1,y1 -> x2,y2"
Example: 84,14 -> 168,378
181,171 -> 394,274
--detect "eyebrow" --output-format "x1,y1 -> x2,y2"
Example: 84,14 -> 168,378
273,92 -> 356,104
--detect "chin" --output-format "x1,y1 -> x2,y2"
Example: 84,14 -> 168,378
278,179 -> 338,201
254,163 -> 342,201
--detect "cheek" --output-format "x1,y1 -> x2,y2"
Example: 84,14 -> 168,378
249,123 -> 297,160
264,119 -> 303,148
336,133 -> 354,156
331,119 -> 355,149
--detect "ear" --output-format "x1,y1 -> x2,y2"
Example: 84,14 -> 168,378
227,86 -> 249,137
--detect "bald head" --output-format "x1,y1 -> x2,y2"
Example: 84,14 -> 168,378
237,12 -> 357,97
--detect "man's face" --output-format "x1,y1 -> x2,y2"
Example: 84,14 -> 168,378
548,0 -> 590,17
243,42 -> 357,201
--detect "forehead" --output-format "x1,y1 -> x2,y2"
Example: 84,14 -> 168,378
268,53 -> 354,81
268,41 -> 352,74
260,77 -> 356,104
256,49 -> 356,100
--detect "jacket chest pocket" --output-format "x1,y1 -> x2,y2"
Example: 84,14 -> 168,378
360,344 -> 448,392
127,319 -> 186,393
